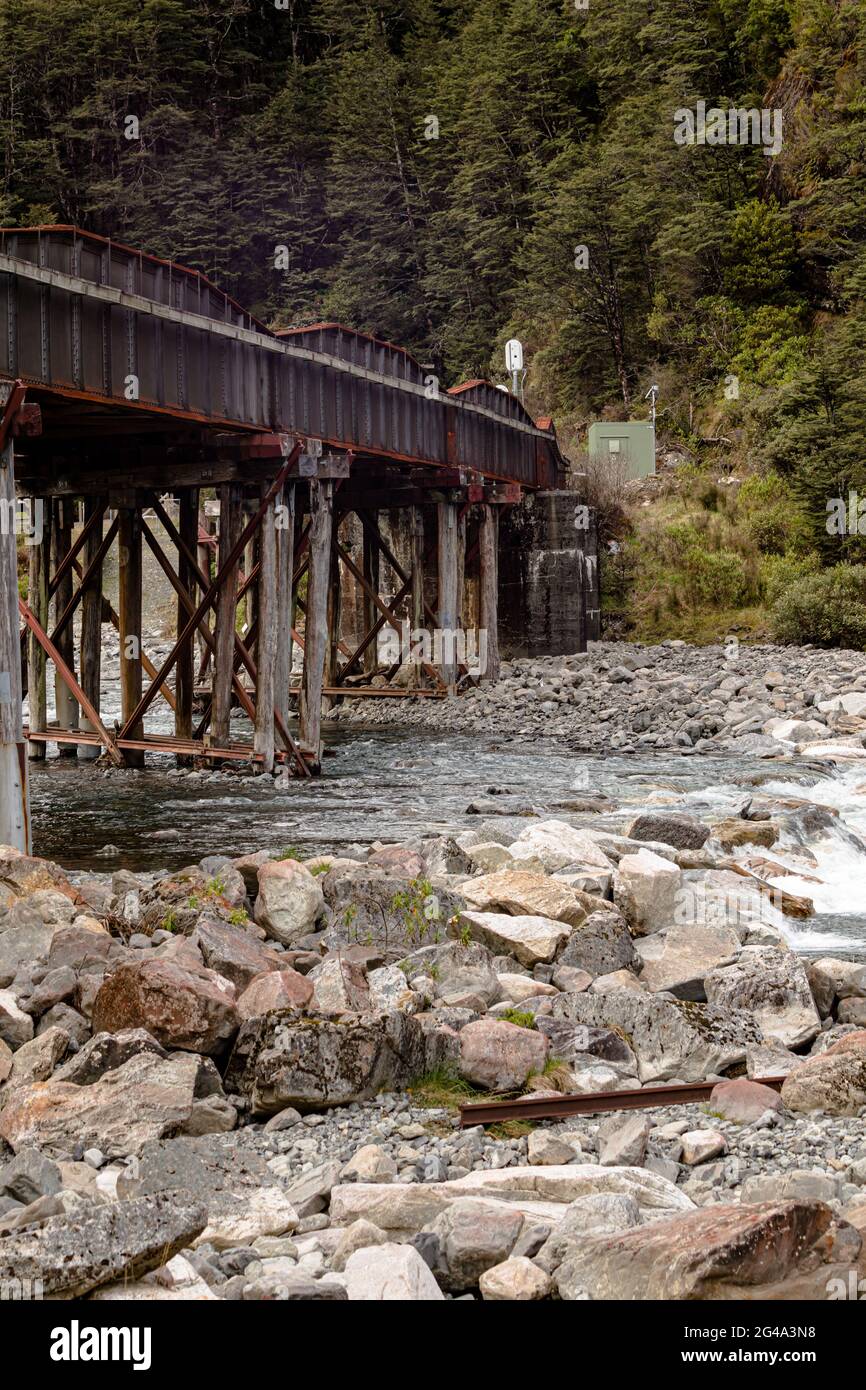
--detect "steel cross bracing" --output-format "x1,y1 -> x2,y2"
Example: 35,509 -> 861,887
0,226 -> 568,489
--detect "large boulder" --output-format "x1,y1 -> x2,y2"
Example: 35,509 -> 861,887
320,864 -> 465,955
0,990 -> 34,1049
614,849 -> 681,934
0,1190 -> 207,1299
459,911 -> 569,967
556,911 -> 639,978
401,941 -> 501,1008
709,1078 -> 784,1123
458,1018 -> 548,1091
781,1030 -> 866,1116
330,1166 -> 693,1236
627,814 -> 710,850
705,948 -> 821,1048
224,1009 -> 428,1113
91,957 -> 239,1056
636,924 -> 741,1000
344,1243 -> 444,1301
807,958 -> 866,1017
0,901 -> 57,985
460,871 -> 587,927
254,859 -> 324,946
555,1200 -> 847,1301
192,916 -> 283,992
508,821 -> 615,874
425,1197 -> 524,1290
309,955 -> 372,1014
0,1051 -> 199,1157
550,990 -> 762,1083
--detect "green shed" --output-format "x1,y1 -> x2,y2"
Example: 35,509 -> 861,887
588,421 -> 656,479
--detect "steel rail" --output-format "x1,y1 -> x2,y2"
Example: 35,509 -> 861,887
458,1076 -> 787,1126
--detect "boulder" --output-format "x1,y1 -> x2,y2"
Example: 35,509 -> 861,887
0,1190 -> 207,1298
342,1144 -> 398,1184
680,1129 -> 726,1165
627,814 -> 710,850
549,990 -> 762,1083
236,969 -> 314,1020
224,1009 -> 428,1113
781,1030 -> 866,1115
0,903 -> 57,985
402,941 -> 501,1008
555,1200 -> 843,1301
91,957 -> 239,1055
460,871 -> 587,928
254,859 -> 325,946
479,1256 -> 551,1301
0,989 -> 33,1049
508,821 -> 614,874
556,911 -> 639,978
535,1194 -> 641,1273
709,1077 -> 784,1124
0,1051 -> 199,1157
712,819 -> 778,851
320,863 -> 464,953
309,955 -> 372,1014
3,1026 -> 69,1089
636,924 -> 741,1000
425,1196 -> 524,1290
527,1131 -> 578,1166
704,949 -> 821,1048
534,1017 -> 638,1077
331,1218 -> 391,1271
614,850 -> 681,934
330,1165 -> 693,1236
459,911 -> 569,967
53,1028 -> 166,1085
345,1243 -> 444,1301
808,957 -> 866,1014
598,1114 -> 650,1167
192,916 -> 283,992
458,1018 -> 548,1091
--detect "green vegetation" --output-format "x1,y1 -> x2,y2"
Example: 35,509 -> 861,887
275,847 -> 302,862
407,1067 -> 476,1111
499,1009 -> 536,1030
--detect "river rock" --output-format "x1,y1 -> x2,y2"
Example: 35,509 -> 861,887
344,1242 -> 444,1300
237,969 -> 314,1019
91,957 -> 239,1055
781,1030 -> 866,1115
709,1077 -> 784,1123
0,990 -> 33,1049
534,1017 -> 638,1076
53,1027 -> 166,1085
556,911 -> 639,977
704,948 -> 821,1048
309,955 -> 372,1013
508,821 -> 615,874
680,1129 -> 727,1164
425,1196 -> 524,1290
0,1190 -> 207,1298
614,850 -> 681,934
0,1050 -> 199,1156
459,911 -> 569,967
627,813 -> 710,850
254,859 -> 325,946
460,871 -> 587,927
479,1256 -> 551,1301
458,1018 -> 548,1091
636,924 -> 741,1000
535,1194 -> 642,1274
555,1200 -> 840,1301
598,1114 -> 651,1167
712,819 -> 778,850
550,990 -> 762,1083
807,957 -> 866,1016
402,941 -> 501,1007
224,1009 -> 428,1113
192,916 -> 282,992
3,1025 -> 69,1089
0,1037 -> 11,1084
0,903 -> 57,984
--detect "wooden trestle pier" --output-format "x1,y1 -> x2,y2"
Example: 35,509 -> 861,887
0,227 -> 573,852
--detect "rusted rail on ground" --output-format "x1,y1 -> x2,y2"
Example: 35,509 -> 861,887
459,1076 -> 787,1126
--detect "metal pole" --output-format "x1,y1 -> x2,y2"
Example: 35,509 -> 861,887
0,435 -> 30,851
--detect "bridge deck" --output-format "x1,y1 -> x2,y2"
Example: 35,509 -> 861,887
0,226 -> 567,489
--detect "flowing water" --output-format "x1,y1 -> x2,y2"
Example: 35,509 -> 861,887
28,727 -> 866,959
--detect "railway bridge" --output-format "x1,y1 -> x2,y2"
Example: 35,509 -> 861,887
0,226 -> 598,851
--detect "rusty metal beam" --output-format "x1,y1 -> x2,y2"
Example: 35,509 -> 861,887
458,1077 -> 787,1127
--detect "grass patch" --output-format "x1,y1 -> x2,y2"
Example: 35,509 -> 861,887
407,1067 -> 477,1111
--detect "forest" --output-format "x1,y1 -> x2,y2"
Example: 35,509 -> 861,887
2,0 -> 866,633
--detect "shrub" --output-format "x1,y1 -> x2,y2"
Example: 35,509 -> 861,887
760,550 -> 820,605
771,564 -> 866,648
683,548 -> 750,606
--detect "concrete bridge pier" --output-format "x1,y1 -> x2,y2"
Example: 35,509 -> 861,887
498,490 -> 600,657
